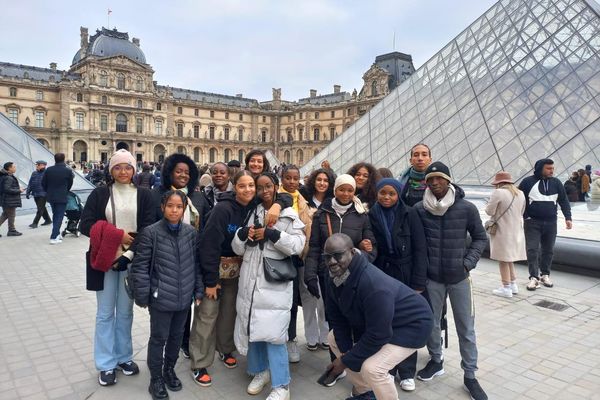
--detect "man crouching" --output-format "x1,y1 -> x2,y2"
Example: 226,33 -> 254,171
322,233 -> 433,400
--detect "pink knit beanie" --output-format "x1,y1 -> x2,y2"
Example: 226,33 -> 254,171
109,149 -> 137,174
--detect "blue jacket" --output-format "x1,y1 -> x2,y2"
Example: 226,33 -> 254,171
326,253 -> 433,372
26,169 -> 46,198
42,163 -> 74,203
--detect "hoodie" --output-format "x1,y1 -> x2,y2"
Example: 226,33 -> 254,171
199,191 -> 251,287
518,159 -> 571,221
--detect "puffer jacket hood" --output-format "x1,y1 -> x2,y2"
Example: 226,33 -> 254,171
160,153 -> 199,192
0,168 -> 8,177
534,158 -> 554,179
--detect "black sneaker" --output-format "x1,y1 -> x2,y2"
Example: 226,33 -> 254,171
149,377 -> 169,400
417,359 -> 444,381
98,369 -> 117,386
180,346 -> 190,359
323,370 -> 347,387
163,367 -> 182,391
464,377 -> 488,400
117,360 -> 140,376
7,230 -> 22,237
345,390 -> 376,400
29,223 -> 38,228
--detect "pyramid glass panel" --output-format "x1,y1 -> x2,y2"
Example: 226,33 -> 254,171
301,0 -> 600,184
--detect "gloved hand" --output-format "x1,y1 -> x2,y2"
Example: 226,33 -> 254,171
306,279 -> 320,299
26,194 -> 30,199
237,226 -> 251,241
264,228 -> 281,243
113,255 -> 130,271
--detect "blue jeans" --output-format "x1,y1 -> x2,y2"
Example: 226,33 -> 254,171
49,202 -> 67,239
247,342 -> 290,388
95,269 -> 134,371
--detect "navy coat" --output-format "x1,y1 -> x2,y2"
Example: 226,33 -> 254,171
326,253 -> 433,372
41,163 -> 74,203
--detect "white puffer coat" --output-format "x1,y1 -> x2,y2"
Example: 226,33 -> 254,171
232,206 -> 305,356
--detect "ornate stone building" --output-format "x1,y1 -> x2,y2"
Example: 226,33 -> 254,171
0,27 -> 414,166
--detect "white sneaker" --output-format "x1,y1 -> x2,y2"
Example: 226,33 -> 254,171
247,370 -> 270,395
287,339 -> 300,363
510,281 -> 519,295
400,378 -> 416,391
49,238 -> 61,245
266,386 -> 290,400
492,286 -> 513,298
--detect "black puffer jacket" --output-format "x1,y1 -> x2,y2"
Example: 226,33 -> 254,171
1,169 -> 22,208
131,219 -> 203,311
304,198 -> 377,285
370,203 -> 428,291
414,185 -> 487,284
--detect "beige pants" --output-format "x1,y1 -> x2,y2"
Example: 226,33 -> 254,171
189,278 -> 238,369
328,331 -> 416,400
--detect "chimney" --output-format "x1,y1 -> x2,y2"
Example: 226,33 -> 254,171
310,89 -> 317,98
333,84 -> 341,93
50,62 -> 57,71
132,37 -> 140,47
236,94 -> 243,98
80,27 -> 89,58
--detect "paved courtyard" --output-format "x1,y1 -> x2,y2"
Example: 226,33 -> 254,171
1,214 -> 599,400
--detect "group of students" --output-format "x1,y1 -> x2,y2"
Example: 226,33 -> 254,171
81,144 -> 495,400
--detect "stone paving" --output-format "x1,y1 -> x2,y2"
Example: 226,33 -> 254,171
1,214 -> 600,400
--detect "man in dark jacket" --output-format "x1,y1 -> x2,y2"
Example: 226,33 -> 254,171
42,153 -> 74,243
518,158 -> 572,290
134,164 -> 156,189
397,143 -> 432,206
413,161 -> 488,400
26,160 -> 52,228
323,233 -> 433,400
0,162 -> 24,236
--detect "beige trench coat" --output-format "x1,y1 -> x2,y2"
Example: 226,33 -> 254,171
485,188 -> 527,262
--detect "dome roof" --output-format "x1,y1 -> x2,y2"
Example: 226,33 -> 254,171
72,28 -> 146,65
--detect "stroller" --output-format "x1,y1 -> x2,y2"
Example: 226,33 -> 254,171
62,191 -> 84,238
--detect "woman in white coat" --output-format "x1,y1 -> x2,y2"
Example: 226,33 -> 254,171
485,171 -> 527,298
232,172 -> 305,400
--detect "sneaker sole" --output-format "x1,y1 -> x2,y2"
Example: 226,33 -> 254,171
247,382 -> 269,395
192,371 -> 212,387
417,369 -> 445,381
306,345 -> 319,351
401,385 -> 416,392
324,371 -> 346,387
117,367 -> 139,376
223,362 -> 238,369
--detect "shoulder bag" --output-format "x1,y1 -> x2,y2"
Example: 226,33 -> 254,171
263,256 -> 296,282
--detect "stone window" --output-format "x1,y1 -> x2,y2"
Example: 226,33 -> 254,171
35,91 -> 43,101
177,123 -> 184,137
225,112 -> 229,120
261,129 -> 267,142
99,71 -> 108,87
177,106 -> 183,115
330,127 -> 335,139
136,77 -> 143,91
315,112 -> 319,119
239,114 -> 243,121
101,95 -> 107,105
8,109 -> 18,124
209,126 -> 215,139
76,93 -> 83,102
371,81 -> 377,96
35,111 -> 44,128
137,100 -> 143,109
156,102 -> 162,111
299,112 -> 303,119
117,73 -> 126,90
75,112 -> 84,130
194,108 -> 199,117
238,127 -> 244,141
136,118 -> 143,134
116,113 -> 127,132
9,87 -> 17,97
330,110 -> 335,118
210,110 -> 215,118
193,125 -> 200,138
314,127 -> 320,141
262,116 -> 267,123
224,127 -> 230,140
238,150 -> 244,162
209,148 -> 217,163
100,115 -> 108,131
155,120 -> 163,135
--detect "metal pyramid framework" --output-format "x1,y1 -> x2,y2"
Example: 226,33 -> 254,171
0,113 -> 93,191
301,0 -> 600,184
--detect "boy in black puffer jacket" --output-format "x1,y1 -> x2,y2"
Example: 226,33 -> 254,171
131,190 -> 203,400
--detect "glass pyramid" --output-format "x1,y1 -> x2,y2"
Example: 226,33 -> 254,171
300,0 -> 600,184
0,113 -> 94,191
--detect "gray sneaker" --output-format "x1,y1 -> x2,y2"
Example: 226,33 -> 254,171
540,275 -> 554,287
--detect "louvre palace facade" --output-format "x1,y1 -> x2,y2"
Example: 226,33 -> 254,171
0,26 -> 414,166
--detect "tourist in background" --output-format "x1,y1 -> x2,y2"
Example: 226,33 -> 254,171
398,144 -> 432,206
518,158 -> 572,291
591,170 -> 600,202
0,161 -> 24,237
134,164 -> 156,189
347,162 -> 379,210
369,178 -> 428,392
26,160 -> 52,228
42,153 -> 74,244
79,149 -> 155,387
131,190 -> 203,400
578,168 -> 590,202
485,172 -> 526,298
564,172 -> 579,203
232,172 -> 305,400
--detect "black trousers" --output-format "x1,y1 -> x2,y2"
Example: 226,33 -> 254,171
287,273 -> 300,340
148,307 -> 188,379
33,197 -> 51,224
524,218 -> 557,278
181,306 -> 192,350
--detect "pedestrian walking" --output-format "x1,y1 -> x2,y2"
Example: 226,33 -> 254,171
26,160 -> 52,228
42,153 -> 74,244
0,162 -> 25,237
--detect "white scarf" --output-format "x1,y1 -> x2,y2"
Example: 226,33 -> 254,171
423,184 -> 456,216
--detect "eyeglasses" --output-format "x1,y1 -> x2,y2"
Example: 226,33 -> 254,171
321,251 -> 346,262
113,165 -> 134,172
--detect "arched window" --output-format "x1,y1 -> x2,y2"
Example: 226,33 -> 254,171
194,147 -> 202,163
224,149 -> 232,162
116,113 -> 127,132
117,73 -> 126,90
76,93 -> 83,102
313,127 -> 320,141
99,71 -> 108,87
209,148 -> 218,163
136,77 -> 143,91
284,150 -> 291,164
371,81 -> 377,96
238,150 -> 245,162
296,149 -> 304,164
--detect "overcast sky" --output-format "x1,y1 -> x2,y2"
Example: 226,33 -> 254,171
1,0 -> 497,101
